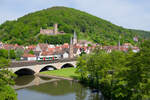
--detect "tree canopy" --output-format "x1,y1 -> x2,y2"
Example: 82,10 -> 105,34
76,40 -> 150,100
0,58 -> 17,100
0,6 -> 149,45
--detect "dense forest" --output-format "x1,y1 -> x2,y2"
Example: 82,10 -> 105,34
0,6 -> 149,45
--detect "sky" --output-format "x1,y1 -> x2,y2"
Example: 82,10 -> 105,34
0,0 -> 150,31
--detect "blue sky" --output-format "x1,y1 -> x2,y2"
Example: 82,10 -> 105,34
0,0 -> 150,31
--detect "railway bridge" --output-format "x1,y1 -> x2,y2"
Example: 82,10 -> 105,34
8,58 -> 77,75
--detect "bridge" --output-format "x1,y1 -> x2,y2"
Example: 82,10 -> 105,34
8,58 -> 77,75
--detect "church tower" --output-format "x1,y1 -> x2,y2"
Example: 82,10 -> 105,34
73,31 -> 77,45
69,37 -> 74,58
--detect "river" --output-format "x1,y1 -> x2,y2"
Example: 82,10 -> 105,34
14,75 -> 104,100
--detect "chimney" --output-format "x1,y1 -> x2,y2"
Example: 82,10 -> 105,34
54,23 -> 58,35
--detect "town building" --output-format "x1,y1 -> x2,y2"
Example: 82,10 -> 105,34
22,54 -> 36,61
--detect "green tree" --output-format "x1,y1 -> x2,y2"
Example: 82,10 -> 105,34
76,54 -> 88,81
28,50 -> 34,55
77,45 -> 150,99
9,50 -> 16,59
0,49 -> 8,58
0,7 -> 148,45
15,49 -> 24,60
126,40 -> 150,100
0,57 -> 17,100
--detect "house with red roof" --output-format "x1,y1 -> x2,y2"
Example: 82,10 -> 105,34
27,45 -> 36,51
35,43 -> 48,52
22,54 -> 36,61
61,43 -> 69,49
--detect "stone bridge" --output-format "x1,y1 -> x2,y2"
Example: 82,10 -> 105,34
8,58 -> 77,75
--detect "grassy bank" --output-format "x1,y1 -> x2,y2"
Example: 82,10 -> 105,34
40,68 -> 79,79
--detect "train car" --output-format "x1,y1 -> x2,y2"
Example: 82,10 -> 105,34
37,55 -> 61,61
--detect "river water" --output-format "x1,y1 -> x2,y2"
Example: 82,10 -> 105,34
15,75 -> 104,100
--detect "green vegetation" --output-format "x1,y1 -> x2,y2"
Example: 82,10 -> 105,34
0,49 -> 16,59
0,49 -> 24,60
130,29 -> 150,39
41,68 -> 79,78
28,50 -> 34,55
0,58 -> 17,100
38,34 -> 71,45
15,49 -> 24,60
76,40 -> 150,100
0,6 -> 149,45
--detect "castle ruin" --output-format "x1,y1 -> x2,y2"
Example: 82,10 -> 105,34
40,23 -> 65,35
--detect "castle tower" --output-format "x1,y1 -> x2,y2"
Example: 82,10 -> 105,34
73,31 -> 77,45
69,37 -> 74,58
53,23 -> 58,35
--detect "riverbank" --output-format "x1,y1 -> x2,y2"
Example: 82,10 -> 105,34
38,68 -> 79,81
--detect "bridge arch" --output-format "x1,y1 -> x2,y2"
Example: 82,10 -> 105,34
15,68 -> 35,76
40,65 -> 57,72
61,63 -> 75,69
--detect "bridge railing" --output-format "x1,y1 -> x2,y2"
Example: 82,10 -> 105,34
9,58 -> 77,68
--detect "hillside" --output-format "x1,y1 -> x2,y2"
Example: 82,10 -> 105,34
0,6 -> 149,45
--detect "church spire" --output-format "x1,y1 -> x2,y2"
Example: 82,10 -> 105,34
69,37 -> 74,58
73,31 -> 77,45
70,37 -> 73,45
74,31 -> 77,39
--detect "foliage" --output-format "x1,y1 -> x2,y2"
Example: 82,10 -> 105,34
28,50 -> 34,55
38,34 -> 71,44
9,50 -> 16,59
0,6 -> 149,45
0,49 -> 8,58
0,49 -> 16,59
15,48 -> 24,60
126,40 -> 150,100
76,40 -> 150,100
0,57 -> 17,100
130,29 -> 150,39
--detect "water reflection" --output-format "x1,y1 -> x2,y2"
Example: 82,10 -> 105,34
15,75 -> 104,100
28,80 -> 84,96
15,75 -> 35,86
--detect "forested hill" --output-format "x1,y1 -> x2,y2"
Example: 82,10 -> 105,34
0,6 -> 149,45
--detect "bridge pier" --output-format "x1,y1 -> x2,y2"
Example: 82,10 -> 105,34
34,65 -> 41,75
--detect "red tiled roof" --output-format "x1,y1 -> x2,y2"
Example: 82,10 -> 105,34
63,43 -> 69,45
28,45 -> 36,50
61,43 -> 69,48
123,43 -> 132,46
120,47 -> 128,52
23,54 -> 36,57
3,44 -> 15,50
48,48 -> 55,51
41,51 -> 54,56
38,43 -> 48,51
3,44 -> 24,50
